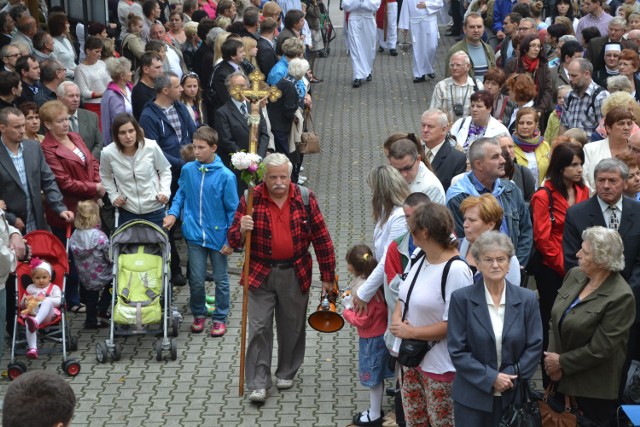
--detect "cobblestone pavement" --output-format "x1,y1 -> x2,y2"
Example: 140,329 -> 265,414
0,23 -> 460,427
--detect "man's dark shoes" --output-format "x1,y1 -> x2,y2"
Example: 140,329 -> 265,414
413,75 -> 426,83
366,73 -> 372,81
389,48 -> 398,56
445,29 -> 460,36
428,73 -> 436,79
353,79 -> 362,88
378,46 -> 384,52
352,410 -> 384,426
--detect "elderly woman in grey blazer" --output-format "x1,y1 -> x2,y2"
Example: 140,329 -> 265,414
544,226 -> 635,426
447,231 -> 543,426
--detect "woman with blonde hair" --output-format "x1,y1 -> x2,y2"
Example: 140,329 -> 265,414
512,106 -> 551,185
213,31 -> 231,65
101,57 -> 134,144
592,90 -> 640,141
352,166 -> 411,314
242,36 -> 259,74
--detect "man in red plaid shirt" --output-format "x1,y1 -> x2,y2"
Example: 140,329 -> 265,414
228,153 -> 336,403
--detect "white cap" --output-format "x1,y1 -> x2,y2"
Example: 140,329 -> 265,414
604,43 -> 622,53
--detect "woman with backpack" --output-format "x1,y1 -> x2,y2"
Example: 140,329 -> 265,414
530,141 -> 589,384
389,203 -> 473,426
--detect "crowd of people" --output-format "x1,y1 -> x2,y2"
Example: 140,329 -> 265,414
0,0 -> 640,425
0,0 -> 336,408
338,0 -> 640,425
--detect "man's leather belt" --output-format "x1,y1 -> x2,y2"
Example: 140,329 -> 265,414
269,262 -> 295,269
251,255 -> 300,269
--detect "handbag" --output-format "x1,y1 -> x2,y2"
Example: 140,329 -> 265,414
532,383 -> 599,427
397,256 -> 432,367
298,110 -> 320,154
500,364 -> 541,427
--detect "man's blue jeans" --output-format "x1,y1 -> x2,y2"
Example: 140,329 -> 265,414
186,243 -> 230,323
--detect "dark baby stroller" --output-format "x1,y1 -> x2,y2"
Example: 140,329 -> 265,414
319,0 -> 336,56
8,228 -> 80,379
96,218 -> 179,363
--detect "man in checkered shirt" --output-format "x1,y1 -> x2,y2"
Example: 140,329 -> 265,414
559,57 -> 609,135
228,153 -> 336,404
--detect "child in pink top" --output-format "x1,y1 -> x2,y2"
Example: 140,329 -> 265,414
343,244 -> 393,426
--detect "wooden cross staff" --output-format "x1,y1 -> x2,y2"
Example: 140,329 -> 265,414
229,70 -> 281,397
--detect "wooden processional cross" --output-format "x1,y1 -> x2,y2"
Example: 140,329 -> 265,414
229,70 -> 281,396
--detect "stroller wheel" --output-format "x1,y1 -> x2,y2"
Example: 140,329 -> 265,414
170,338 -> 178,361
67,335 -> 78,352
96,343 -> 108,364
111,345 -> 121,362
63,359 -> 81,376
7,362 -> 26,380
155,339 -> 163,362
172,316 -> 180,337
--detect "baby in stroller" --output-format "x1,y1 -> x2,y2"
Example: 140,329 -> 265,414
21,259 -> 61,359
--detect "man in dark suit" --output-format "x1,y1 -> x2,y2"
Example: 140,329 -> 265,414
0,107 -> 72,232
0,107 -> 73,334
256,18 -> 278,76
57,82 -> 104,160
215,72 -> 270,197
586,17 -> 636,73
207,38 -> 245,127
420,109 -> 466,191
564,158 -> 640,359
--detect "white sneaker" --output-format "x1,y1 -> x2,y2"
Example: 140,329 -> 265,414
276,378 -> 293,389
249,388 -> 268,402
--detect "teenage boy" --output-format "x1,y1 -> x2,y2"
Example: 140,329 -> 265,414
163,126 -> 239,337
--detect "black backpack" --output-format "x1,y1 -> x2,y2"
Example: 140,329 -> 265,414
402,251 -> 465,303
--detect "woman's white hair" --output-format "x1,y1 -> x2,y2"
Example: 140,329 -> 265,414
582,226 -> 625,272
263,152 -> 293,175
470,230 -> 515,261
105,57 -> 132,80
288,58 -> 310,80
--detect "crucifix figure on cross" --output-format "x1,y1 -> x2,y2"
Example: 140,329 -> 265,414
229,69 -> 281,397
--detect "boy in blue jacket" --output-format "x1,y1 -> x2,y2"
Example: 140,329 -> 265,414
164,126 -> 239,337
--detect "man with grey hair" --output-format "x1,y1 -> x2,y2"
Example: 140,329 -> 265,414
586,16 -> 636,73
563,157 -> 640,359
446,137 -> 532,265
215,71 -> 270,197
388,139 -> 445,203
0,44 -> 19,72
431,51 -> 484,119
421,108 -> 466,191
33,59 -> 65,106
517,17 -> 538,37
56,81 -> 103,160
139,71 -> 196,287
228,152 -> 335,404
560,58 -> 609,135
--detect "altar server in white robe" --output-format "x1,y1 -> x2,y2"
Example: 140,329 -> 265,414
343,0 -> 381,88
399,0 -> 442,83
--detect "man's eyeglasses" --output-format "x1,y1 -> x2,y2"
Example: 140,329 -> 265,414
3,53 -> 19,58
394,158 -> 417,173
518,26 -> 533,32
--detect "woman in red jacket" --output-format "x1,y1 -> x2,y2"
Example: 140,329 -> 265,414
40,100 -> 104,313
530,141 -> 589,382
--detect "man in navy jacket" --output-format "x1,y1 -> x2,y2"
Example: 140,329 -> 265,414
139,71 -> 197,286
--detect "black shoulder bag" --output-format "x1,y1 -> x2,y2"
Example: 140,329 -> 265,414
397,256 -> 460,368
